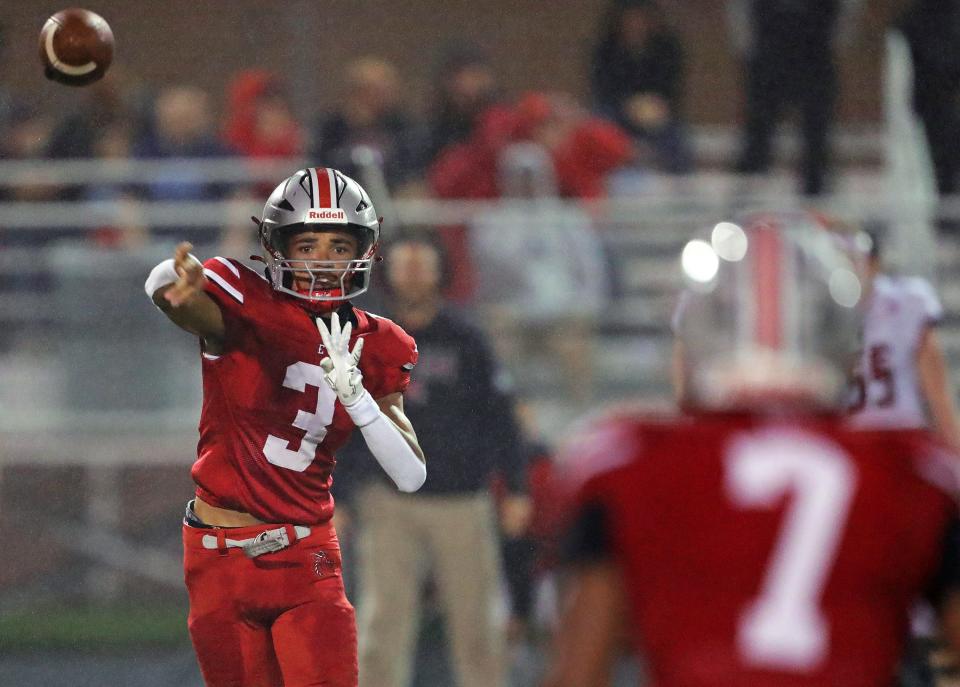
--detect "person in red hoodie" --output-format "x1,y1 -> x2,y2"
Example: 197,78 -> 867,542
513,92 -> 634,199
428,91 -> 632,301
223,69 -> 304,160
429,91 -> 632,201
221,70 -> 306,252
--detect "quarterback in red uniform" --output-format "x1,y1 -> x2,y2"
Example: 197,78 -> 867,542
145,167 -> 425,687
545,215 -> 960,687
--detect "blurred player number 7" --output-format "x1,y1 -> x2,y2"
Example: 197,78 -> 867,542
726,429 -> 856,672
39,8 -> 114,87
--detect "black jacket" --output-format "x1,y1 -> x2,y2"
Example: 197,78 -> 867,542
335,307 -> 527,499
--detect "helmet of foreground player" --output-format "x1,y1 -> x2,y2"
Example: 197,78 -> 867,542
674,212 -> 863,411
258,167 -> 381,307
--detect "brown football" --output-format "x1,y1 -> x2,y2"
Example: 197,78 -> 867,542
38,8 -> 114,87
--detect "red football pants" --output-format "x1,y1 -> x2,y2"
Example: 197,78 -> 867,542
183,519 -> 357,687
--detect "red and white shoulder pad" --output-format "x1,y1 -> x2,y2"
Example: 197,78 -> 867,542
202,256 -> 250,305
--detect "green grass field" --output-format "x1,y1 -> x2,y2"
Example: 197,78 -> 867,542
0,604 -> 191,651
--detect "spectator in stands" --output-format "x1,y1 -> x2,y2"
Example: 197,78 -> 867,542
426,45 -> 502,163
312,57 -> 423,191
730,0 -> 861,196
45,69 -> 152,205
897,0 -> 960,200
84,121 -> 149,249
221,68 -> 304,227
223,69 -> 304,159
425,62 -> 511,301
133,86 -> 229,246
590,0 -> 692,173
337,233 -> 529,687
429,91 -> 630,300
471,140 -> 609,402
0,105 -> 59,247
515,92 -> 633,199
134,85 -> 229,202
47,68 -> 151,160
2,104 -> 53,163
0,104 -> 56,204
430,92 -> 632,201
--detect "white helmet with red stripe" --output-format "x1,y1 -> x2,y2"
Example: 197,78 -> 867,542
258,167 -> 381,306
674,211 -> 863,411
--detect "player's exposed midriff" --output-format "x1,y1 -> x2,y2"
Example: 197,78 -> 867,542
193,495 -> 265,527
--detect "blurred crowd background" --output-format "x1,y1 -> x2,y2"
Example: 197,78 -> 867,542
2,0 -> 960,685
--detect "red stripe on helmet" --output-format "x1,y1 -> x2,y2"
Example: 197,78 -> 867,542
754,225 -> 782,349
316,167 -> 332,208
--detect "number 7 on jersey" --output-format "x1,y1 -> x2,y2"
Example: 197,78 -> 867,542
725,431 -> 858,671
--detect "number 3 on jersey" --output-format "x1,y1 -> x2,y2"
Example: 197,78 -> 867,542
263,361 -> 338,472
725,431 -> 857,671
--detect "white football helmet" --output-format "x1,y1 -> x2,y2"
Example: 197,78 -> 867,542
258,167 -> 381,310
674,212 -> 863,411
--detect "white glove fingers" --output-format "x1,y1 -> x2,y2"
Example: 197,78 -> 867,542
316,316 -> 333,352
350,336 -> 364,365
330,311 -> 341,350
315,310 -> 365,407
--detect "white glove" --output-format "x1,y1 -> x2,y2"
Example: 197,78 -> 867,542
318,312 -> 425,491
317,311 -> 366,407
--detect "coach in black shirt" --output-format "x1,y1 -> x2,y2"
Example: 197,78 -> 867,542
340,233 -> 528,687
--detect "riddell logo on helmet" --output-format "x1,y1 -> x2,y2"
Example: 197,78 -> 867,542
305,209 -> 347,224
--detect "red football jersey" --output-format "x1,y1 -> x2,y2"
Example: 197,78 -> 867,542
192,256 -> 417,525
563,411 -> 960,687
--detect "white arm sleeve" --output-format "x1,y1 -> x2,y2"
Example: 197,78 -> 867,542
144,254 -> 203,301
145,258 -> 179,299
343,390 -> 426,493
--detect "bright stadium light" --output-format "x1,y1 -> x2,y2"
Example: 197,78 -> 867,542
681,239 -> 720,284
711,222 -> 748,262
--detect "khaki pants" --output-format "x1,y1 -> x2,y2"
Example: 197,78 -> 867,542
356,482 -> 507,687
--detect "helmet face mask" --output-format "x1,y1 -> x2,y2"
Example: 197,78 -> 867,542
258,168 -> 381,311
262,223 -> 375,301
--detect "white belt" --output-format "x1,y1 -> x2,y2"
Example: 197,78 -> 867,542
201,525 -> 312,558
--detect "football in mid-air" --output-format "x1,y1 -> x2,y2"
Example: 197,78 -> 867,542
39,8 -> 114,87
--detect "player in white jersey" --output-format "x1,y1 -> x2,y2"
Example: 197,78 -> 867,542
844,230 -> 960,687
848,232 -> 960,449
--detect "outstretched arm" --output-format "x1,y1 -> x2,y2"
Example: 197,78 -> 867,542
146,242 -> 226,348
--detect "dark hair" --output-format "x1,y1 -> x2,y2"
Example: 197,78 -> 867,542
428,43 -> 499,159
